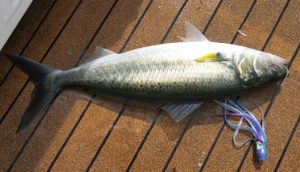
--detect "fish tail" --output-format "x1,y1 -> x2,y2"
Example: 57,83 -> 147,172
6,54 -> 61,133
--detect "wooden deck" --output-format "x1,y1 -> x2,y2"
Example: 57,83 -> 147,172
0,0 -> 299,171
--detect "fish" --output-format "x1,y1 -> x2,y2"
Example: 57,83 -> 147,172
6,22 -> 288,133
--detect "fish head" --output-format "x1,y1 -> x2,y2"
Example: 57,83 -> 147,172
255,141 -> 267,161
232,48 -> 288,86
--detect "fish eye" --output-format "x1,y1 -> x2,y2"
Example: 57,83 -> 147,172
271,64 -> 278,71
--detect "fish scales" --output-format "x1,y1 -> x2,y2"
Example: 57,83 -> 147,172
57,54 -> 243,102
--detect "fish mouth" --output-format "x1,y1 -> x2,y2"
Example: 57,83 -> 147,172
278,59 -> 288,68
280,58 -> 289,67
282,60 -> 289,73
272,56 -> 289,75
269,54 -> 288,66
283,61 -> 289,67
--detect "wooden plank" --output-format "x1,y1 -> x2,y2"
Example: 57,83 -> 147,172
0,0 -> 55,80
84,0 -> 195,171
128,0 -> 256,171
201,0 -> 295,171
0,0 -> 80,121
7,0 -> 156,171
239,47 -> 300,171
0,0 -> 82,171
236,0 -> 300,170
161,0 -> 256,171
0,0 -> 299,171
277,116 -> 300,171
2,0 -> 127,171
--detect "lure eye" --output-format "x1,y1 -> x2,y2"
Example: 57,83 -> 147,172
256,141 -> 267,161
256,141 -> 262,150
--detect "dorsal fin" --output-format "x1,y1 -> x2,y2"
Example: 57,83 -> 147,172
179,22 -> 209,42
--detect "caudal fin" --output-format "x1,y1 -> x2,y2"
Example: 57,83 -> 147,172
6,54 -> 61,133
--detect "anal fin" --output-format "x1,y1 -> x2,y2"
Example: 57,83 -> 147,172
162,102 -> 203,122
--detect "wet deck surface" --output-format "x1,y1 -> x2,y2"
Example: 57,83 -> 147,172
0,0 -> 299,171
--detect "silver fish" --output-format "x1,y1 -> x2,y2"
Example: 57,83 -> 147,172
7,22 -> 287,132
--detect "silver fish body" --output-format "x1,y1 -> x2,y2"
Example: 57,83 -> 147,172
8,23 -> 288,132
57,42 -> 247,102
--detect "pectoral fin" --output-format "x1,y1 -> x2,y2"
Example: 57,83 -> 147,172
194,52 -> 230,62
162,102 -> 203,122
195,52 -> 219,62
